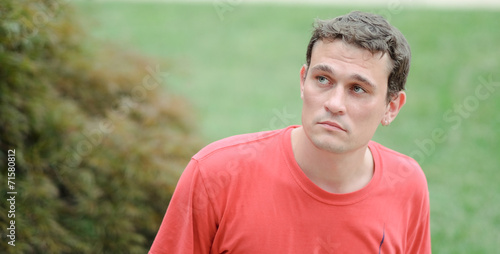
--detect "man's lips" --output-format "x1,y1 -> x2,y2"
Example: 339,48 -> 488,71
318,121 -> 347,132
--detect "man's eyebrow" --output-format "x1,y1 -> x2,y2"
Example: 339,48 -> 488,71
310,64 -> 335,75
310,64 -> 376,88
351,73 -> 376,88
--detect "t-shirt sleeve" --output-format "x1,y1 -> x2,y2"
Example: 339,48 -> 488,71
405,172 -> 432,254
149,159 -> 218,254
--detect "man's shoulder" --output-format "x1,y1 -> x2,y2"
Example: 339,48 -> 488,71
370,141 -> 421,168
369,141 -> 420,164
370,141 -> 428,188
193,126 -> 293,162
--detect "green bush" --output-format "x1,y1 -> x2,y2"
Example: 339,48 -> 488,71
0,0 -> 201,253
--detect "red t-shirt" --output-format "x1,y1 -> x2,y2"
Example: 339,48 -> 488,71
150,126 -> 431,253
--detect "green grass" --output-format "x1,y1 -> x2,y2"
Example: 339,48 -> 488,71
74,2 -> 500,253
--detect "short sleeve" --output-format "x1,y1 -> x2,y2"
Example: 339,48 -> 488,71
149,159 -> 218,254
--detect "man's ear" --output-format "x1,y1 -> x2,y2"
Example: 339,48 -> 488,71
382,91 -> 406,126
300,65 -> 307,100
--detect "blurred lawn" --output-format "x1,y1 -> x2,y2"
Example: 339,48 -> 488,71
75,2 -> 500,253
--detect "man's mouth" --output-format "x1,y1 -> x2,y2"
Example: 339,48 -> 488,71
318,121 -> 347,132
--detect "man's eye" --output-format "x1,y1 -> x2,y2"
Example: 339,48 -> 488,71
316,76 -> 329,85
352,85 -> 366,94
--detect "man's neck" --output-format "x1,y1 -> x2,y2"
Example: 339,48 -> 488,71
291,127 -> 374,194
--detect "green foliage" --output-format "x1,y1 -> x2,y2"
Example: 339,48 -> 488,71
0,0 -> 201,253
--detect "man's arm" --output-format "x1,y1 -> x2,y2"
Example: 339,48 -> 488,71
149,159 -> 217,254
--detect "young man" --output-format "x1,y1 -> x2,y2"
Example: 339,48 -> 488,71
150,11 -> 431,253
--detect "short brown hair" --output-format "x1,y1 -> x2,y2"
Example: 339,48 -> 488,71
306,11 -> 411,102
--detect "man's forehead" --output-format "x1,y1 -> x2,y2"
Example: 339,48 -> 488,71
310,39 -> 393,74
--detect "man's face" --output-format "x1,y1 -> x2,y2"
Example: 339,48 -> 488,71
300,39 -> 402,154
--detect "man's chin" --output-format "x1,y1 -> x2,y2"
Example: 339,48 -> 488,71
309,135 -> 349,154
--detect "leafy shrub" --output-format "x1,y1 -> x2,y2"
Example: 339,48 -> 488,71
0,0 -> 201,253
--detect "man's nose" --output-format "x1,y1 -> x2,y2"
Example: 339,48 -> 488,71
324,86 -> 347,115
